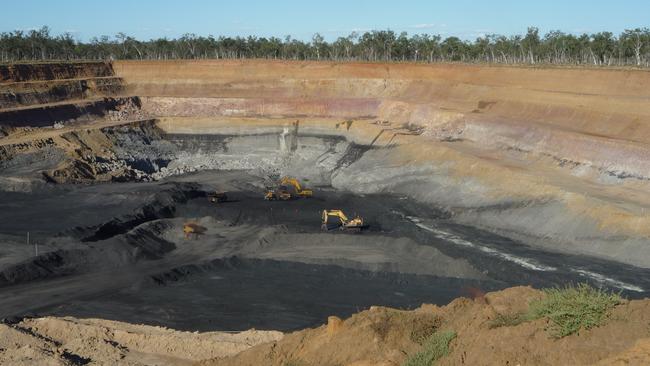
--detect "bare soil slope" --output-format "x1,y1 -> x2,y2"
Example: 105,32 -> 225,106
4,287 -> 647,366
200,287 -> 650,366
0,316 -> 281,366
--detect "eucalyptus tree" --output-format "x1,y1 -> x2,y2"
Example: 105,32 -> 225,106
1,26 -> 650,67
620,28 -> 650,66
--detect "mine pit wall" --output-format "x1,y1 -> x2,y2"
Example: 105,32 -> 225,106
0,61 -> 130,128
0,119 -> 165,191
0,77 -> 124,109
0,61 -> 114,83
161,127 -> 370,184
0,97 -> 141,127
111,60 -> 650,268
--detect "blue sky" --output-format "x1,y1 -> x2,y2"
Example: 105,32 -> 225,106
3,0 -> 649,41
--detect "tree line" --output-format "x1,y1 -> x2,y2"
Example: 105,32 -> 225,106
1,26 -> 650,67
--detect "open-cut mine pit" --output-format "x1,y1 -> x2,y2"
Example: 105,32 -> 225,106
2,60 -> 650,364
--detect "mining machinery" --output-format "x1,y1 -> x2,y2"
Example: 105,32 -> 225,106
264,177 -> 312,200
321,209 -> 367,231
207,191 -> 228,203
264,188 -> 291,201
280,176 -> 313,198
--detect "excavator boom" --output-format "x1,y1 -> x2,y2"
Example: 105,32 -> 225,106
280,177 -> 302,191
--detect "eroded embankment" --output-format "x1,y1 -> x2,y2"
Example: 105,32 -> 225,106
3,286 -> 650,366
200,286 -> 650,366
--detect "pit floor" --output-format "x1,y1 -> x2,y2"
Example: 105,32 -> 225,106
1,170 -> 649,331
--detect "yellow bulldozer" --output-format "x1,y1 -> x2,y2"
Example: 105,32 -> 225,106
321,210 -> 367,232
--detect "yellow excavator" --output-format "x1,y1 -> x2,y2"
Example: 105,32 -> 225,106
280,177 -> 313,198
321,210 -> 367,231
264,177 -> 312,200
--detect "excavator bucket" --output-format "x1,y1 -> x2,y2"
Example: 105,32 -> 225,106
321,219 -> 343,231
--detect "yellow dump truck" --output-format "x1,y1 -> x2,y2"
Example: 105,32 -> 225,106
207,191 -> 228,203
264,188 -> 291,201
183,222 -> 207,239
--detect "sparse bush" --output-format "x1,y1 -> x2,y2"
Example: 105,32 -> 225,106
409,315 -> 441,344
528,283 -> 622,338
488,312 -> 529,329
404,330 -> 456,366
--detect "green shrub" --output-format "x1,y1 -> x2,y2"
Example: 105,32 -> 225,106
529,283 -> 622,338
403,330 -> 457,366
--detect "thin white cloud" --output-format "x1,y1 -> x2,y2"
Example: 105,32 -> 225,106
14,26 -> 40,32
409,23 -> 436,29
